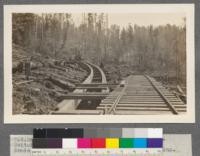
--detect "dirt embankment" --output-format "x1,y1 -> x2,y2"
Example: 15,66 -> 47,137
12,44 -> 88,114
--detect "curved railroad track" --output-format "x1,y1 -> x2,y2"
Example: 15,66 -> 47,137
53,62 -> 107,114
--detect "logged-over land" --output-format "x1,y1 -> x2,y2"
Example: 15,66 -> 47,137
12,44 -> 88,114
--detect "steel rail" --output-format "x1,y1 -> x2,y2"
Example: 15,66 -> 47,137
145,75 -> 178,115
106,80 -> 128,114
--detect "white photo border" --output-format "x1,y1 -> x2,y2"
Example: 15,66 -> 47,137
4,4 -> 195,123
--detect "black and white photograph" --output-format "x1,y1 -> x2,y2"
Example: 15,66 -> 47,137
4,5 -> 195,123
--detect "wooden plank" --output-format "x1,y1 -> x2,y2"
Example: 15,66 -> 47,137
126,89 -> 156,91
125,93 -> 159,95
75,86 -> 108,89
125,95 -> 175,97
52,110 -> 103,115
97,107 -> 108,110
119,101 -> 165,103
102,101 -> 184,104
76,83 -> 118,87
102,101 -> 167,104
122,95 -> 176,98
97,107 -> 171,112
102,98 -> 118,100
119,100 -> 165,103
122,96 -> 177,101
59,93 -> 108,100
120,98 -> 165,100
119,99 -> 164,103
115,107 -> 170,111
176,109 -> 186,112
100,104 -> 168,107
14,80 -> 34,85
174,105 -> 186,108
101,100 -> 116,103
114,111 -> 172,115
172,103 -> 186,105
119,99 -> 180,102
126,91 -> 157,92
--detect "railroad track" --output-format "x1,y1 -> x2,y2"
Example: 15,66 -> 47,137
89,63 -> 102,83
53,62 -> 107,114
76,63 -> 107,110
97,75 -> 186,115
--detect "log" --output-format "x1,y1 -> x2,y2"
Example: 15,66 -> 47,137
49,64 -> 66,72
48,77 -> 72,90
14,80 -> 34,85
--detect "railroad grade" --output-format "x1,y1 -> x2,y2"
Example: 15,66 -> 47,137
54,62 -> 186,115
97,75 -> 186,115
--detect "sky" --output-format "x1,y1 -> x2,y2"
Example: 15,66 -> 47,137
71,13 -> 186,28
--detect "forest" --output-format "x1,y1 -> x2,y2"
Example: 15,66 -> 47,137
12,13 -> 186,86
